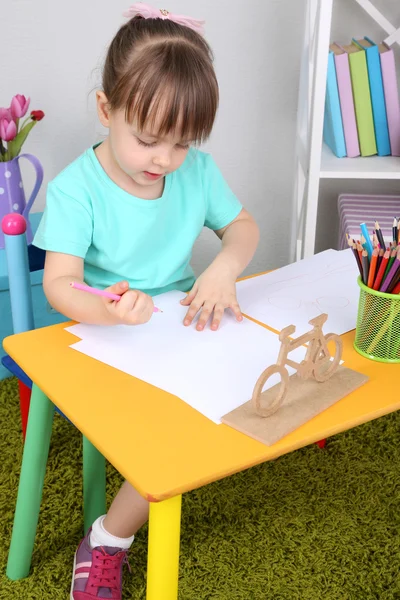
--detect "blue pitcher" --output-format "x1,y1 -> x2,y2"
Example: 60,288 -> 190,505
0,154 -> 43,249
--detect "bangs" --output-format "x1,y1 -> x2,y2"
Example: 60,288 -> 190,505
110,41 -> 219,144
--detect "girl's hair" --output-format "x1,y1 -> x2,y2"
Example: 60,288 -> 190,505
102,16 -> 219,144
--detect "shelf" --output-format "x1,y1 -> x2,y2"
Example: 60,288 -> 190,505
320,144 -> 400,179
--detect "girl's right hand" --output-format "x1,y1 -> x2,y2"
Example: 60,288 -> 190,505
103,280 -> 154,326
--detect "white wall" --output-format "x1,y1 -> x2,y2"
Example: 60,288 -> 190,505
3,0 -> 305,276
3,0 -> 399,276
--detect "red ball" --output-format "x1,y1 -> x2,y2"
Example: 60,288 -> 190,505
1,213 -> 27,235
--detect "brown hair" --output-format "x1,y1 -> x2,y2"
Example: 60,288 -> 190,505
102,16 -> 219,144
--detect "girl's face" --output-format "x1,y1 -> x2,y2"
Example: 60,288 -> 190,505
96,92 -> 193,197
109,108 -> 191,187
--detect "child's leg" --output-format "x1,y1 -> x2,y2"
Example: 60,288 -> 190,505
90,481 -> 149,547
104,480 -> 149,537
70,482 -> 148,600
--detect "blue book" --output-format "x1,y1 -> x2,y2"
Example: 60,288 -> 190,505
323,50 -> 347,157
353,37 -> 391,156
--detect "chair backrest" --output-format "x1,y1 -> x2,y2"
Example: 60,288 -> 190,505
1,213 -> 34,334
1,213 -> 70,427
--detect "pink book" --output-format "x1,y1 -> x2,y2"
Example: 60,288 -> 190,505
330,43 -> 360,157
379,42 -> 400,156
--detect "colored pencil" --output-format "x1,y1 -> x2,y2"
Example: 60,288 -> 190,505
373,249 -> 390,290
367,248 -> 378,288
381,248 -> 397,287
392,281 -> 400,294
374,220 -> 385,250
360,223 -> 373,258
387,265 -> 400,293
70,282 -> 162,312
376,248 -> 384,273
393,218 -> 398,243
360,234 -> 368,256
380,248 -> 400,293
356,242 -> 363,264
361,250 -> 369,285
352,244 -> 363,277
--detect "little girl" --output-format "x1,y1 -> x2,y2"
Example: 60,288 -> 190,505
34,3 -> 259,598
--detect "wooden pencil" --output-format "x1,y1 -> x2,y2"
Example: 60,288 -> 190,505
373,249 -> 390,290
393,217 -> 398,243
374,220 -> 385,250
367,248 -> 378,288
361,250 -> 369,285
381,247 -> 397,288
376,247 -> 384,273
380,248 -> 400,293
386,265 -> 400,293
356,241 -> 363,264
351,243 -> 363,277
360,234 -> 368,254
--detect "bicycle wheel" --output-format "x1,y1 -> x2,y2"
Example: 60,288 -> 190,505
252,364 -> 289,417
313,333 -> 343,382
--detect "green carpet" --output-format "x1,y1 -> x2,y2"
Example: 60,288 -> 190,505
1,376 -> 400,599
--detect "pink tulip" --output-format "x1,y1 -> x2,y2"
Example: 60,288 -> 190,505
0,117 -> 17,142
0,107 -> 12,121
10,94 -> 30,119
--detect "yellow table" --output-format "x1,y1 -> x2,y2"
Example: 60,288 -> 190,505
4,315 -> 400,599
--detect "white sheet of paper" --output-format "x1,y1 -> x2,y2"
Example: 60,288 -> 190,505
236,249 -> 360,336
67,291 -> 306,424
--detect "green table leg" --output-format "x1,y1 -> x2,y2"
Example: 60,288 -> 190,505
82,436 -> 107,533
6,384 -> 54,580
146,495 -> 182,600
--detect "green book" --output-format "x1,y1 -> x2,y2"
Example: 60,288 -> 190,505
343,42 -> 377,156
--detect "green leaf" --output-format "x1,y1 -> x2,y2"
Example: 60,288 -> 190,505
7,121 -> 36,159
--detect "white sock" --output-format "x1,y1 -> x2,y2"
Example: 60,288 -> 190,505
89,515 -> 135,550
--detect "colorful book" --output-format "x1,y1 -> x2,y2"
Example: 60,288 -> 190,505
342,42 -> 377,156
378,42 -> 400,156
323,50 -> 346,158
352,38 -> 390,156
330,43 -> 360,157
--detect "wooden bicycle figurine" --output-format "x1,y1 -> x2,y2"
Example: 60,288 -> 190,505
252,313 -> 343,418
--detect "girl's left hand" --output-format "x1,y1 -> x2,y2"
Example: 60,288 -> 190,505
180,262 -> 243,331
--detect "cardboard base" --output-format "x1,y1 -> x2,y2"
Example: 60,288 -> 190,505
221,366 -> 369,446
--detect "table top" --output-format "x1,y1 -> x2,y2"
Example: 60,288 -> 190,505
4,310 -> 400,502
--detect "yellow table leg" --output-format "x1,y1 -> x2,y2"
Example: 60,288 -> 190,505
146,495 -> 182,600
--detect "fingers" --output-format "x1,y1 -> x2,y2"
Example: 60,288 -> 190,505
210,304 -> 225,331
133,291 -> 154,322
230,301 -> 243,322
184,299 -> 243,330
117,289 -> 139,313
184,300 -> 202,326
195,302 -> 215,331
104,280 -> 129,300
180,285 -> 197,306
114,290 -> 154,325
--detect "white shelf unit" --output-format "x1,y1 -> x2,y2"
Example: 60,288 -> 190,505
292,0 -> 400,261
320,143 -> 400,179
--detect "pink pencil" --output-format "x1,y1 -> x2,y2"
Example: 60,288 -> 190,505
70,282 -> 162,312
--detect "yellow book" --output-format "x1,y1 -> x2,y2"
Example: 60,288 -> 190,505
342,42 -> 377,156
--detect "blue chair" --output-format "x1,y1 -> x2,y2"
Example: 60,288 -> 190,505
1,213 -> 69,436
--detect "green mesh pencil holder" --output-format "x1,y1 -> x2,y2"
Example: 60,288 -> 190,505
354,276 -> 400,363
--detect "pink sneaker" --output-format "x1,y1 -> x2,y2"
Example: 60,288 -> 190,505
70,529 -> 131,599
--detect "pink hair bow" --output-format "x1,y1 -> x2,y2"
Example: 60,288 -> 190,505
123,2 -> 205,35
